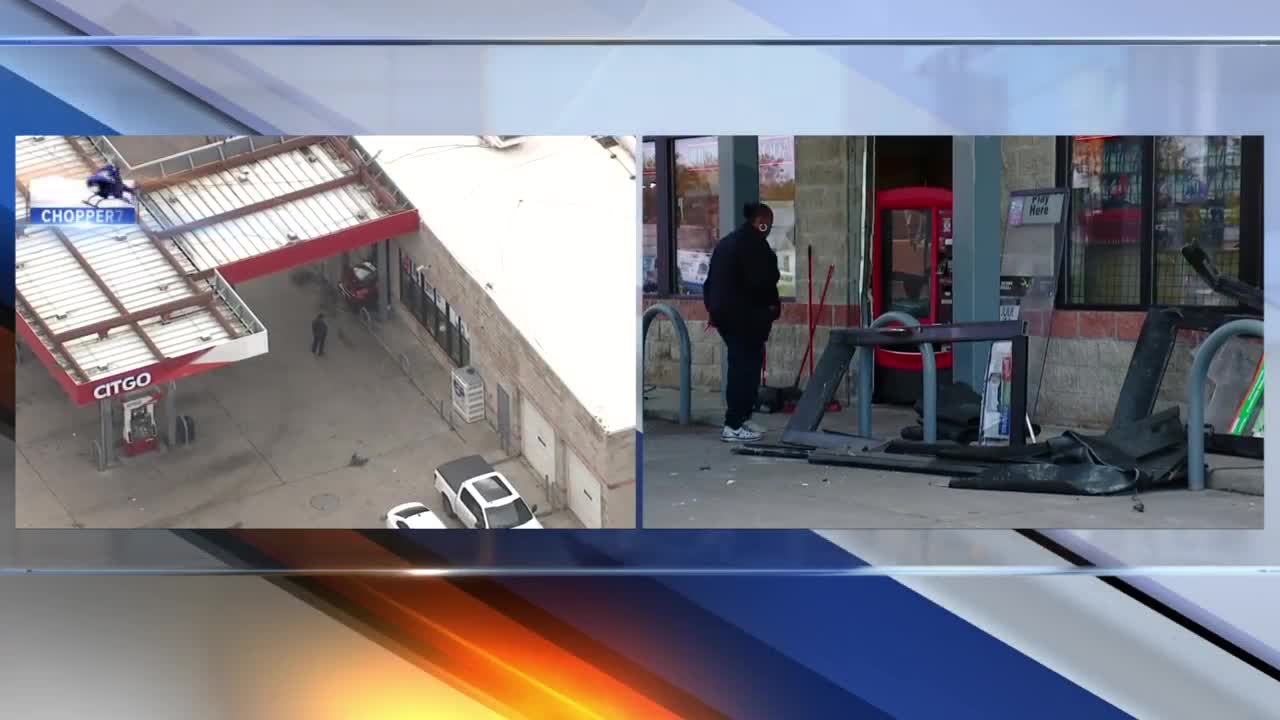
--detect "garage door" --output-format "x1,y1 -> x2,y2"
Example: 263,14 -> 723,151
520,397 -> 556,487
566,449 -> 603,529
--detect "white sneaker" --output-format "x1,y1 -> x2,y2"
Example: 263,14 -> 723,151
742,420 -> 766,434
721,425 -> 764,443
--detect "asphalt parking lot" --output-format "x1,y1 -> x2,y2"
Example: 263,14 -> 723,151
16,269 -> 577,529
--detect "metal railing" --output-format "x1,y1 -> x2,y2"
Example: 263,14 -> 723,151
84,135 -> 126,169
1187,318 -> 1264,491
347,137 -> 416,211
209,270 -> 265,336
859,312 -> 937,443
642,304 -> 691,425
102,135 -> 293,179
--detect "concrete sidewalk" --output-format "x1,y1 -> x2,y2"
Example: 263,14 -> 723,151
641,387 -> 1263,530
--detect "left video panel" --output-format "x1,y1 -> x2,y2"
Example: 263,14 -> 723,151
15,135 -> 638,529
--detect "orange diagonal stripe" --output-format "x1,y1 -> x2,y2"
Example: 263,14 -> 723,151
230,530 -> 719,720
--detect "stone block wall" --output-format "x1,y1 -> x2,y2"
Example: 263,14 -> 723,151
1035,310 -> 1263,429
1000,136 -> 1058,235
395,226 -> 636,528
794,135 -> 856,314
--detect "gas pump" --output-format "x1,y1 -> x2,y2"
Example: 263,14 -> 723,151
870,187 -> 954,404
121,391 -> 162,457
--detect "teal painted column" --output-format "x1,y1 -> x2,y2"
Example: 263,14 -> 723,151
717,137 -> 760,403
718,136 -> 760,237
951,136 -> 1004,391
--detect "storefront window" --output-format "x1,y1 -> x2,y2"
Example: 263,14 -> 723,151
1065,136 -> 1145,305
759,136 -> 797,299
458,317 -> 470,367
397,252 -> 470,367
673,137 -> 720,295
644,136 -> 840,299
641,140 -> 658,293
422,284 -> 437,335
435,293 -> 448,339
1153,136 -> 1242,306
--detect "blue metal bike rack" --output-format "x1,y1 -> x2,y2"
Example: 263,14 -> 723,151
1187,318 -> 1264,491
859,311 -> 938,443
642,304 -> 692,426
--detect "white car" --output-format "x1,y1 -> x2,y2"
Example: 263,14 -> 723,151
383,502 -> 448,530
435,455 -> 542,530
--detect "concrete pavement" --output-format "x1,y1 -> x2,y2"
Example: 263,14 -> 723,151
16,268 -> 578,529
641,388 -> 1263,529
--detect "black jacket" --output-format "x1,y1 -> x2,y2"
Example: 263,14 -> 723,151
312,317 -> 328,339
703,222 -> 781,343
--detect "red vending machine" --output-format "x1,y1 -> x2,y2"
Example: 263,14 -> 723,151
870,187 -> 954,404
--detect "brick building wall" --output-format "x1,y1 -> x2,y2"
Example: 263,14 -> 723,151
395,226 -> 636,528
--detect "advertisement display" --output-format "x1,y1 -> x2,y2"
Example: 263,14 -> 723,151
980,188 -> 1070,444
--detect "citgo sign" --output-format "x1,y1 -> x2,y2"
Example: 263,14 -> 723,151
92,371 -> 153,400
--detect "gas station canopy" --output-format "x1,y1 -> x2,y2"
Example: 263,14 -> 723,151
15,135 -> 420,406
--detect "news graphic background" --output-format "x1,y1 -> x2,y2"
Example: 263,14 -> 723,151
3,1 -> 1280,717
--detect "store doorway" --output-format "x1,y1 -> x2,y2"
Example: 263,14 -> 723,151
868,136 -> 954,403
874,136 -> 953,191
864,136 -> 953,304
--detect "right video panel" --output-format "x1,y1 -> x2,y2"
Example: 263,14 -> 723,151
640,135 -> 1265,530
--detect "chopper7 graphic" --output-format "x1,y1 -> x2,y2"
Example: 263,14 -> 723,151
84,164 -> 136,208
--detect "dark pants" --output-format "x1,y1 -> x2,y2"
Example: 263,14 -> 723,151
721,331 -> 765,430
311,335 -> 326,355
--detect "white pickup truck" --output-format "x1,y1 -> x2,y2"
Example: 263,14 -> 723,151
435,455 -> 542,530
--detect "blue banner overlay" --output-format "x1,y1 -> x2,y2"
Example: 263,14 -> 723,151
28,205 -> 136,225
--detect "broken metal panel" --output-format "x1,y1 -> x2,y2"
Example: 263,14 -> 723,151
1187,318 -> 1265,490
808,449 -> 990,477
783,320 -> 1029,448
1110,308 -> 1183,429
782,335 -> 856,441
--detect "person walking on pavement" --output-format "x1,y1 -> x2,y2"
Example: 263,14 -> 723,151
703,201 -> 781,443
311,312 -> 328,356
